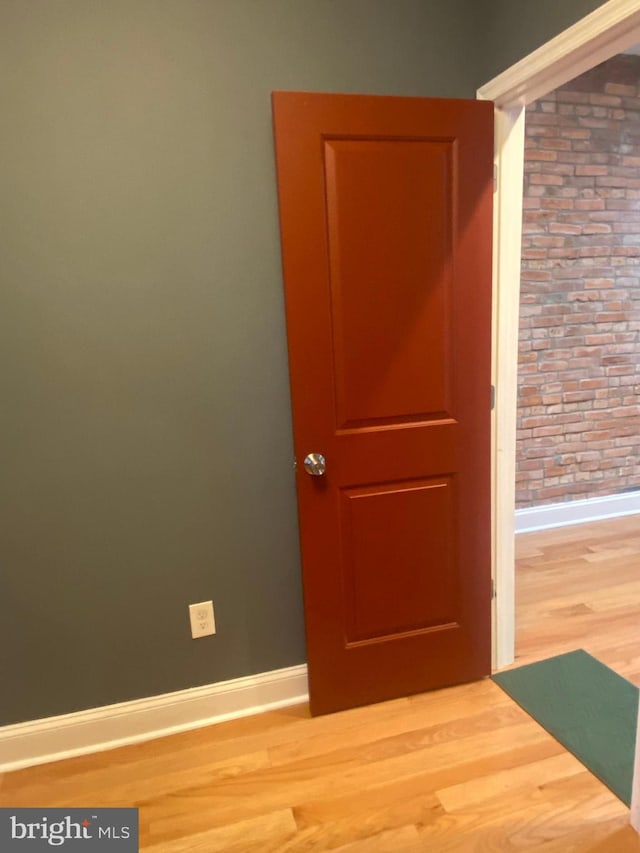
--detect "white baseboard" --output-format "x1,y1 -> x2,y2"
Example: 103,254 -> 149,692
0,664 -> 308,774
515,491 -> 640,534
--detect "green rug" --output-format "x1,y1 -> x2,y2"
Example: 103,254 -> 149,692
492,649 -> 639,805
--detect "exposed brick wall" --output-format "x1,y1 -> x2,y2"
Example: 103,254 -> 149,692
517,54 -> 640,508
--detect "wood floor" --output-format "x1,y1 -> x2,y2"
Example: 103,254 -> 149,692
2,516 -> 640,851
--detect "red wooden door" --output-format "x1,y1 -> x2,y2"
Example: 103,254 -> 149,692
272,92 -> 493,715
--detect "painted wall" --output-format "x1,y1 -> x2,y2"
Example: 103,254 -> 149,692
0,0 -> 488,726
0,0 -> 616,727
517,56 -> 640,508
479,0 -> 608,84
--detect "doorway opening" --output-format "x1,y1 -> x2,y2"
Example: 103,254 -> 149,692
516,54 -> 640,669
478,0 -> 640,669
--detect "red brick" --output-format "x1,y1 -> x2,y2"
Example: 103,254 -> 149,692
590,93 -> 623,107
526,150 -> 559,161
527,126 -> 555,137
521,270 -> 552,282
607,365 -> 636,376
575,165 -> 609,176
604,83 -> 637,96
548,248 -> 579,259
541,198 -> 574,210
574,199 -> 605,210
602,355 -> 634,365
584,279 -> 615,289
540,161 -> 576,176
579,117 -> 616,129
563,390 -> 596,403
532,236 -> 565,247
559,128 -> 591,139
542,138 -> 573,151
579,378 -> 608,389
566,291 -> 601,302
518,55 -> 640,510
579,246 -> 611,258
530,174 -> 564,186
548,223 -> 582,235
558,153 -> 590,166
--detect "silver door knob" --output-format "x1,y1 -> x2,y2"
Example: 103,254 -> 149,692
303,453 -> 326,476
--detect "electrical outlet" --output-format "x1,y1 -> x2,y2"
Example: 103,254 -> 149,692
188,600 -> 216,639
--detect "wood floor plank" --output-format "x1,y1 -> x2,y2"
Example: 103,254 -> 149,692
420,772 -> 627,851
140,720 -> 547,843
268,679 -> 511,768
331,824 -> 423,853
291,739 -> 562,830
435,751 -> 584,813
2,515 -> 639,850
144,808 -> 297,853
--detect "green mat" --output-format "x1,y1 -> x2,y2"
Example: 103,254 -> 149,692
492,649 -> 639,805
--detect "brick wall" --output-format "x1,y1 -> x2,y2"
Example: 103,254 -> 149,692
517,54 -> 640,508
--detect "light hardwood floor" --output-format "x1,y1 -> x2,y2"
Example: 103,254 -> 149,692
2,516 -> 640,851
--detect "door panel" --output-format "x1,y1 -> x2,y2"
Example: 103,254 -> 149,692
325,137 -> 452,427
272,91 -> 493,715
341,476 -> 456,644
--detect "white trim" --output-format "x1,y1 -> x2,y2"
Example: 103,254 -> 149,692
0,664 -> 308,773
478,0 -> 640,673
515,492 -> 640,534
478,0 -> 640,107
488,105 -> 525,670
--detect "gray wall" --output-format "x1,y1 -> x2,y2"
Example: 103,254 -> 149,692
479,0 -> 608,83
0,0 -> 611,726
0,0 -> 487,726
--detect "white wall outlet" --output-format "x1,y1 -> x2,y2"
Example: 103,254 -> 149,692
188,600 -> 216,639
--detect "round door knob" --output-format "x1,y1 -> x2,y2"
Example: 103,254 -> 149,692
303,453 -> 326,476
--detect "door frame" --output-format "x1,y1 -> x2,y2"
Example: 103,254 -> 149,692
477,0 -> 640,669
